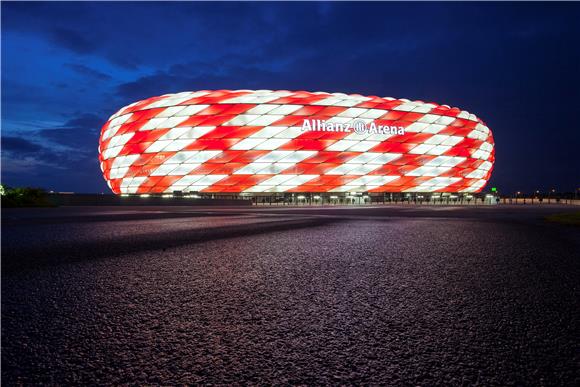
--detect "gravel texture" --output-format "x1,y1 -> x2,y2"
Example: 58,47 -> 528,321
2,205 -> 579,385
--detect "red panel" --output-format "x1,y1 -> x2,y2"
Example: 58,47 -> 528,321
293,105 -> 325,116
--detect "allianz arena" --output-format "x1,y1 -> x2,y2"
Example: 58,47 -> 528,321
98,90 -> 495,202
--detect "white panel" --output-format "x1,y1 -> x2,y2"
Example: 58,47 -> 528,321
102,146 -> 123,159
466,169 -> 486,179
435,116 -> 455,125
109,167 -> 129,179
409,144 -> 434,155
234,163 -> 271,175
405,122 -> 430,132
344,131 -> 373,141
405,166 -> 451,177
245,104 -> 279,115
256,174 -> 296,186
225,114 -> 260,126
327,140 -> 358,151
277,174 -> 318,186
144,95 -> 195,109
140,117 -> 166,131
156,116 -> 188,129
346,175 -> 383,185
408,177 -> 461,192
337,107 -> 368,118
326,164 -> 360,175
423,124 -> 446,134
326,116 -> 353,124
424,134 -> 449,145
111,154 -> 139,169
102,125 -> 121,141
190,175 -> 227,187
467,129 -> 486,140
368,175 -> 400,185
392,102 -> 417,111
425,156 -> 466,167
476,123 -> 490,136
261,186 -> 291,193
331,175 -> 400,192
145,140 -> 173,153
274,127 -> 304,138
167,163 -> 200,176
162,139 -> 193,152
279,151 -> 317,163
125,176 -> 148,194
159,127 -> 193,140
251,185 -> 274,193
107,132 -> 134,148
480,161 -> 493,171
178,104 -> 210,116
269,104 -> 302,115
367,153 -> 402,164
347,141 -> 380,152
329,184 -> 357,192
156,106 -> 187,118
334,99 -> 364,107
165,151 -> 199,164
151,163 -> 178,176
253,138 -> 289,150
411,104 -> 435,113
482,142 -> 493,152
127,176 -> 147,187
247,115 -> 284,126
186,150 -> 221,163
359,109 -> 387,119
179,126 -> 215,139
109,113 -> 133,128
312,97 -> 343,106
427,145 -> 452,155
255,151 -> 293,163
346,164 -> 381,175
220,91 -> 293,104
366,133 -> 396,142
173,174 -> 205,186
231,138 -> 267,150
441,136 -> 462,146
255,163 -> 294,174
417,114 -> 439,124
343,153 -> 381,164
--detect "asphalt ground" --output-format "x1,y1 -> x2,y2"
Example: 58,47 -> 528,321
2,205 -> 579,385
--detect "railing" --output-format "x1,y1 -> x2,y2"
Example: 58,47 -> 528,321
501,198 -> 580,205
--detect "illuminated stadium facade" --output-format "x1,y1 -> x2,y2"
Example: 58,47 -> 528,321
99,90 -> 495,203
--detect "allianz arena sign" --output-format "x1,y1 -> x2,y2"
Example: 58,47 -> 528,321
98,90 -> 495,194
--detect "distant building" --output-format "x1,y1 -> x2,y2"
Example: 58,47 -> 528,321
98,90 -> 494,200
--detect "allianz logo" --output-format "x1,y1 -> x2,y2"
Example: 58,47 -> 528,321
301,119 -> 406,135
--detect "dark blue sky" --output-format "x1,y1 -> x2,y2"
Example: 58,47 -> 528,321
2,1 -> 579,194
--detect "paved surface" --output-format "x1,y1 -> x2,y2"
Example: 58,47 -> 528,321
2,205 -> 579,385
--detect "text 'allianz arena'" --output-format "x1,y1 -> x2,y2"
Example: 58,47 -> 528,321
98,90 -> 495,196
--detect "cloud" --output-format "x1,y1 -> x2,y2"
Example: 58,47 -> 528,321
1,130 -> 102,191
64,63 -> 112,81
50,28 -> 97,54
35,113 -> 102,150
2,113 -> 102,181
2,136 -> 44,154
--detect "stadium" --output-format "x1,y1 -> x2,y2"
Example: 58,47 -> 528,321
98,90 -> 495,204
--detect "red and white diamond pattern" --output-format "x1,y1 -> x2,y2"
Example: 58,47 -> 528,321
98,90 -> 495,194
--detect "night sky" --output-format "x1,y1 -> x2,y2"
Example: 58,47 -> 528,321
2,1 -> 579,194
